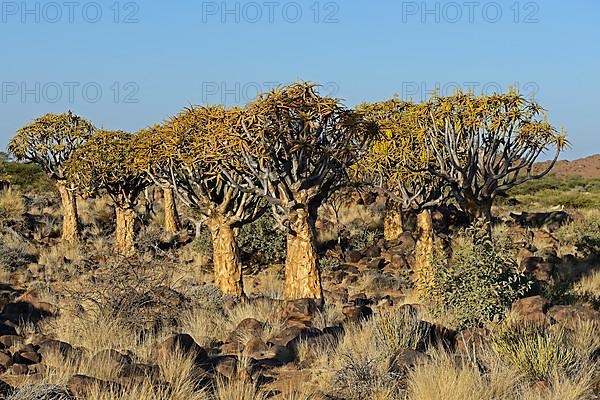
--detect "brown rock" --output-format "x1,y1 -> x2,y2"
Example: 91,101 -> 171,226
90,349 -> 132,370
548,304 -> 600,328
342,305 -> 373,323
281,299 -> 319,323
226,318 -> 264,343
456,327 -> 489,355
117,363 -> 160,379
0,351 -> 12,368
156,334 -> 208,365
9,363 -> 29,375
387,348 -> 428,373
0,335 -> 23,348
14,350 -> 41,365
68,374 -> 120,397
511,296 -> 550,324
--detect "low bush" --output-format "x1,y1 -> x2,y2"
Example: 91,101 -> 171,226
238,213 -> 286,266
557,210 -> 600,256
425,221 -> 531,327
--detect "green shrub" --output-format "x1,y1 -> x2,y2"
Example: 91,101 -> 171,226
0,159 -> 54,193
556,210 -> 600,256
191,224 -> 213,256
491,322 -> 579,382
238,213 -> 286,265
426,221 -> 531,327
348,222 -> 380,251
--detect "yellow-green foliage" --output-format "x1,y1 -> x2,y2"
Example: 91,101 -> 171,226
8,112 -> 94,180
355,98 -> 442,209
66,130 -> 148,206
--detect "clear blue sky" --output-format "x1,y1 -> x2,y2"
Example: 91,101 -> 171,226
1,0 -> 598,159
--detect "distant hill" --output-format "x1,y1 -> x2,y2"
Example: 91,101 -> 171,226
534,154 -> 600,179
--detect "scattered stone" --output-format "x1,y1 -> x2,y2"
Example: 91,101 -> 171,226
0,335 -> 23,348
548,304 -> 600,328
342,305 -> 372,323
13,350 -> 42,365
156,334 -> 208,365
68,375 -> 120,397
456,327 -> 489,355
90,349 -> 132,370
9,363 -> 29,375
387,348 -> 428,373
511,296 -> 550,324
0,351 -> 12,368
117,363 -> 160,379
281,299 -> 319,323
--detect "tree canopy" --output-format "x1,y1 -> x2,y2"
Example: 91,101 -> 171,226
8,112 -> 94,181
66,130 -> 149,207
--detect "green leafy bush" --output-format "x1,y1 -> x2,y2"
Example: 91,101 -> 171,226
238,213 -> 286,265
0,158 -> 54,193
426,221 -> 531,327
556,210 -> 600,256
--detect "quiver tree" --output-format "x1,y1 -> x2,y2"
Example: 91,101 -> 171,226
225,82 -> 376,301
134,125 -> 181,234
134,108 -> 264,297
357,98 -> 446,296
8,112 -> 94,242
416,91 -> 568,225
66,130 -> 149,256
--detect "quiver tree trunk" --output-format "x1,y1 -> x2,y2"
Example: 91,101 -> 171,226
206,215 -> 244,297
384,197 -> 404,241
163,188 -> 180,234
284,206 -> 323,301
57,183 -> 80,243
414,209 -> 434,298
115,206 -> 136,256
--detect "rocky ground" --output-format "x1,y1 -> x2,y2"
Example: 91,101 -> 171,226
0,187 -> 598,399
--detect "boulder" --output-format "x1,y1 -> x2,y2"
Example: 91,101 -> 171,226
155,334 -> 208,365
511,296 -> 550,324
68,375 -> 120,397
387,348 -> 428,373
342,305 -> 373,323
281,299 -> 319,324
548,304 -> 600,328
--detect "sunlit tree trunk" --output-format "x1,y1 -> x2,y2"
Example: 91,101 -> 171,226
384,197 -> 404,241
163,188 -> 180,234
115,206 -> 136,256
57,182 -> 80,243
206,215 -> 244,297
284,206 -> 323,301
414,209 -> 434,298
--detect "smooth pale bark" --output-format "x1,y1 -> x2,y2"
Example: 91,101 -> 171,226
163,188 -> 180,234
284,207 -> 323,301
384,198 -> 404,241
206,215 -> 244,297
115,206 -> 136,256
57,183 -> 80,243
414,209 -> 434,298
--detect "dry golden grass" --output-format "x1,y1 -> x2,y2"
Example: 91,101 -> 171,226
407,349 -> 519,400
0,188 -> 25,220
